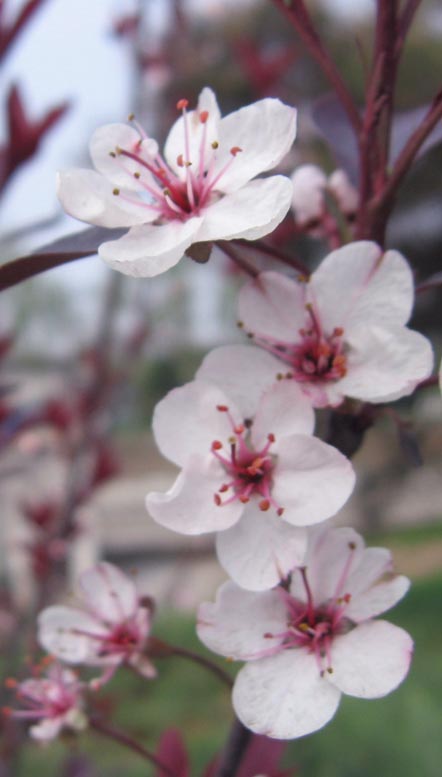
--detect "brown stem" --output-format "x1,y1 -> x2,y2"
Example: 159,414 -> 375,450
0,251 -> 93,292
213,716 -> 252,777
270,0 -> 361,134
150,639 -> 233,689
217,241 -> 259,277
397,0 -> 423,53
236,239 -> 309,275
90,717 -> 177,776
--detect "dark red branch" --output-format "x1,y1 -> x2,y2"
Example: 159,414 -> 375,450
0,251 -> 93,292
89,718 -> 177,777
213,717 -> 252,777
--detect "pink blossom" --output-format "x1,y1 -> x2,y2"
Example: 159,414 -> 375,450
57,88 -> 296,277
6,663 -> 86,741
291,164 -> 358,228
38,563 -> 155,686
198,526 -> 412,739
146,376 -> 355,590
237,242 -> 433,407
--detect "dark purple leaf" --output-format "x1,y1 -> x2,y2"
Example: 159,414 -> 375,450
0,226 -> 125,292
155,729 -> 189,777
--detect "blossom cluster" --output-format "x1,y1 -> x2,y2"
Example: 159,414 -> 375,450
11,87 -> 433,748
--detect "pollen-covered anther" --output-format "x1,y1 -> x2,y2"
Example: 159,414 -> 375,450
239,495 -> 250,504
259,499 -> 271,511
214,494 -> 222,506
267,433 -> 275,443
216,405 -> 229,412
211,140 -> 219,149
277,507 -> 284,516
177,154 -> 185,168
333,327 -> 344,337
230,146 -> 243,156
219,484 -> 229,493
176,98 -> 189,111
113,188 -> 120,196
199,110 -> 209,124
212,440 -> 223,451
234,424 -> 245,434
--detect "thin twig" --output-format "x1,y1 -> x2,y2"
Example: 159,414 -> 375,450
270,0 -> 361,134
397,0 -> 423,53
155,642 -> 234,689
90,717 -> 177,776
0,251 -> 93,292
236,239 -> 309,275
217,241 -> 259,277
213,716 -> 252,777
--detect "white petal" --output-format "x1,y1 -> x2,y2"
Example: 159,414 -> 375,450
196,345 -> 281,418
216,508 -> 307,591
291,164 -> 327,225
328,169 -> 358,214
152,380 -> 240,467
77,562 -> 139,623
346,575 -> 410,622
98,218 -> 202,277
251,380 -> 315,449
196,176 -> 292,243
238,271 -> 307,343
38,606 -> 107,663
164,87 -> 221,176
342,324 -> 433,403
146,454 -> 242,535
290,526 -> 364,604
197,581 -> 287,658
233,650 -> 341,739
272,436 -> 355,527
213,98 -> 297,192
310,243 -> 414,333
90,123 -> 158,189
30,718 -> 64,741
330,620 -> 413,698
57,169 -> 152,228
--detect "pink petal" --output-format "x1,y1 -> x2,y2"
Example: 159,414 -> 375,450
98,218 -> 203,278
146,454 -> 242,535
196,345 -> 281,418
251,380 -> 315,450
89,123 -> 158,189
341,324 -> 433,403
78,562 -> 139,623
290,526 -> 364,604
30,717 -> 64,742
57,169 -> 152,228
216,508 -> 307,591
38,606 -> 107,663
213,98 -> 297,193
310,243 -> 413,334
346,575 -> 410,622
151,380 -> 239,467
196,176 -> 292,243
330,620 -> 413,698
233,650 -> 341,739
164,87 -> 221,177
238,271 -> 307,343
197,581 -> 286,658
272,437 -> 355,527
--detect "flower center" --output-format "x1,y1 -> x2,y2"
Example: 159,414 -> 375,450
211,405 -> 284,515
111,99 -> 242,223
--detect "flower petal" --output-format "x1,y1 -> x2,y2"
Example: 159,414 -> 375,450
146,454 -> 242,535
238,271 -> 307,343
341,324 -> 433,403
196,345 -> 281,418
329,620 -> 413,698
90,123 -> 159,189
251,380 -> 315,449
291,164 -> 327,225
216,508 -> 307,591
290,526 -> 364,604
197,581 -> 287,658
151,380 -> 240,467
98,217 -> 203,277
57,169 -> 152,228
197,176 -> 292,243
310,243 -> 414,333
77,562 -> 139,623
164,87 -> 221,176
233,650 -> 341,739
30,717 -> 64,741
346,575 -> 410,622
213,99 -> 297,192
38,606 -> 107,663
272,437 -> 355,527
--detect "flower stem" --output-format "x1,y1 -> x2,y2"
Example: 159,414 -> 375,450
237,239 -> 309,275
89,717 -> 177,776
217,241 -> 259,277
151,639 -> 233,689
213,716 -> 252,777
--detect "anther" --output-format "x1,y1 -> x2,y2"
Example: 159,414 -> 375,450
217,405 -> 229,412
267,433 -> 275,443
199,110 -> 209,123
212,441 -> 223,451
109,151 -> 117,158
219,484 -> 229,493
214,494 -> 222,506
259,499 -> 271,511
112,188 -> 120,196
277,507 -> 285,517
134,172 -> 141,179
230,146 -> 243,156
128,112 -> 135,121
237,320 -> 244,328
176,98 -> 189,111
234,425 -> 245,434
334,327 -> 344,337
228,436 -> 237,445
177,154 -> 185,167
348,541 -> 356,550
327,667 -> 334,674
211,140 -> 219,149
239,495 -> 250,504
